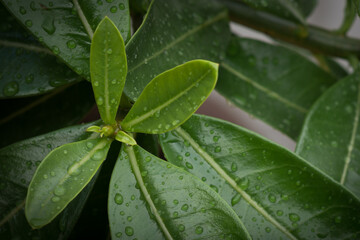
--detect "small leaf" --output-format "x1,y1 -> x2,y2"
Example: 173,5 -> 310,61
26,137 -> 112,228
217,36 -> 336,139
160,114 -> 360,239
91,17 -> 127,124
108,145 -> 251,239
296,69 -> 360,197
353,0 -> 360,16
0,122 -> 98,239
0,5 -> 81,98
124,0 -> 230,101
115,131 -> 136,145
335,0 -> 356,35
1,0 -> 130,79
121,60 -> 218,134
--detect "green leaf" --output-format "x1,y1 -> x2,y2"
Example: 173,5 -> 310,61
0,81 -> 94,148
335,0 -> 356,35
90,17 -> 127,124
0,122 -> 97,239
0,5 -> 81,98
353,0 -> 360,16
217,37 -> 336,139
124,0 -> 230,101
108,145 -> 251,239
26,137 -> 112,228
296,69 -> 360,198
121,60 -> 218,134
115,131 -> 136,145
160,114 -> 360,239
238,0 -> 317,24
1,0 -> 130,80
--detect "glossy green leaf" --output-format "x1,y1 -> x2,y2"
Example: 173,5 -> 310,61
0,5 -> 81,98
121,60 -> 218,134
160,114 -> 360,239
0,81 -> 94,148
26,137 -> 112,228
115,131 -> 136,145
124,0 -> 230,101
296,69 -> 360,197
0,122 -> 98,239
108,145 -> 251,239
217,37 -> 336,139
353,0 -> 360,16
238,0 -> 317,24
90,17 -> 127,124
1,0 -> 130,79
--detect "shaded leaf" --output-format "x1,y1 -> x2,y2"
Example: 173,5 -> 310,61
0,81 -> 94,148
121,60 -> 218,134
0,4 -> 81,98
136,133 -> 159,156
0,122 -> 98,239
353,0 -> 360,16
108,144 -> 251,239
216,37 -> 336,139
26,137 -> 112,228
1,0 -> 130,79
238,0 -> 317,24
124,0 -> 230,101
90,17 -> 127,124
296,69 -> 360,197
160,114 -> 360,239
115,131 -> 136,145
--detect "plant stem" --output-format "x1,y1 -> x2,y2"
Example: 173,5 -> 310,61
223,1 -> 360,59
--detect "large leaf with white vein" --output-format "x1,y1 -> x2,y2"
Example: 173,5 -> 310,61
160,114 -> 360,239
0,122 -> 98,239
296,68 -> 360,198
124,0 -> 230,101
217,37 -> 336,139
1,0 -> 130,80
108,145 -> 251,239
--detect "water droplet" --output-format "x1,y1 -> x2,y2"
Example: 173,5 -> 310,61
107,48 -> 113,54
231,194 -> 241,206
3,81 -> 19,96
210,184 -> 219,193
268,194 -> 276,203
172,211 -> 178,217
25,74 -> 34,83
124,226 -> 134,236
50,171 -> 56,177
51,196 -> 60,202
43,174 -> 48,179
195,226 -> 203,234
110,6 -> 117,13
185,152 -> 190,157
214,146 -> 221,153
94,81 -> 99,87
114,193 -> 123,205
331,141 -> 338,148
213,136 -> 220,142
141,170 -> 148,177
172,120 -> 180,126
63,150 -> 68,155
119,3 -> 125,10
115,232 -> 122,238
127,216 -> 132,222
41,18 -> 56,35
231,162 -> 237,172
178,224 -> 185,232
237,177 -> 249,190
185,162 -> 193,169
145,156 -> 151,162
289,213 -> 300,222
25,20 -> 33,27
181,204 -> 189,211
97,97 -> 104,105
52,46 -> 60,54
19,6 -> 27,15
92,150 -> 104,161
334,216 -> 342,223
265,227 -> 271,233
67,40 -> 76,49
67,162 -> 81,176
281,194 -> 289,200
173,199 -> 179,205
86,142 -> 94,149
54,186 -> 65,196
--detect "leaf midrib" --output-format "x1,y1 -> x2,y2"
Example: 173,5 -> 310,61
126,146 -> 173,240
122,69 -> 212,128
127,10 -> 227,74
0,39 -> 53,55
72,0 -> 94,39
175,127 -> 297,240
340,82 -> 360,184
221,62 -> 308,113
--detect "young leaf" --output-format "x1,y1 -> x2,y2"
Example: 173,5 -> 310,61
1,0 -> 130,79
296,69 -> 360,197
121,60 -> 218,134
108,145 -> 251,239
115,131 -> 136,145
91,17 -> 127,124
0,5 -> 81,98
160,114 -> 360,239
124,0 -> 230,101
26,137 -> 112,229
217,37 -> 336,139
0,122 -> 97,239
0,81 -> 94,148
